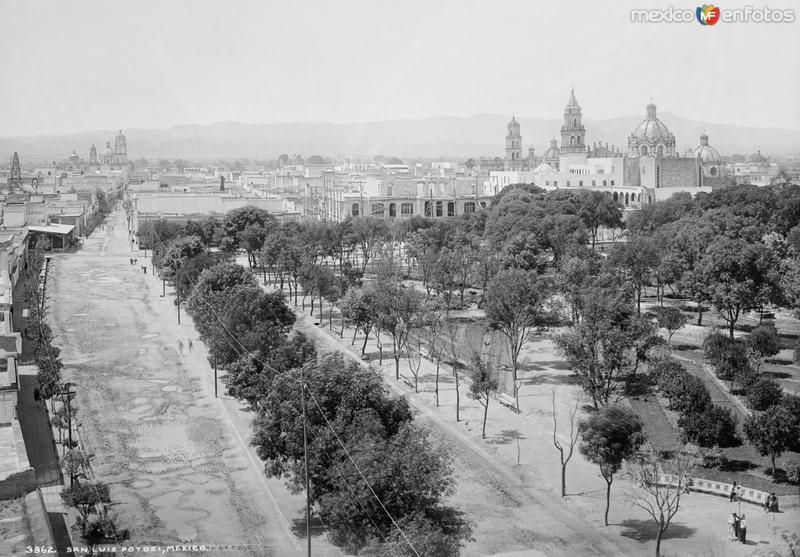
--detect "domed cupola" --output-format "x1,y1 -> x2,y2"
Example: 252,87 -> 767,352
628,102 -> 676,157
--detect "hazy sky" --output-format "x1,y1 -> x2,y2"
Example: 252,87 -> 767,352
1,0 -> 798,136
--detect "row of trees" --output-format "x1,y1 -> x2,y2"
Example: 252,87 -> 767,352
142,214 -> 473,556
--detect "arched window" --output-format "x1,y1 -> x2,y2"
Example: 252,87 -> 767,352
389,203 -> 396,217
386,185 -> 393,196
640,145 -> 649,156
657,145 -> 664,157
570,137 -> 575,145
435,201 -> 443,217
625,192 -> 630,205
710,166 -> 718,176
613,192 -> 619,201
352,204 -> 359,217
573,118 -> 577,127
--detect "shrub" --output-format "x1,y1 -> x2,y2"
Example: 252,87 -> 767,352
746,377 -> 783,411
668,375 -> 712,416
703,332 -> 751,389
786,458 -> 800,485
747,324 -> 781,371
779,395 -> 800,452
678,406 -> 740,448
700,447 -> 729,469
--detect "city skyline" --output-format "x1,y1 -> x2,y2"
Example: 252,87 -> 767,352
1,0 -> 799,137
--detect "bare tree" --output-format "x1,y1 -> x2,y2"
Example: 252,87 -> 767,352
551,389 -> 582,498
469,355 -> 498,438
625,445 -> 697,557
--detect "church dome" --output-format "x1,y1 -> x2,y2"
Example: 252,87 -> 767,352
749,150 -> 767,163
631,104 -> 673,144
543,138 -> 560,160
693,133 -> 721,162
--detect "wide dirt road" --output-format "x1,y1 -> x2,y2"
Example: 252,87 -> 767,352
47,209 -> 330,555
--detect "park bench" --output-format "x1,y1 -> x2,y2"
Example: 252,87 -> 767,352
497,393 -> 519,413
657,474 -> 776,510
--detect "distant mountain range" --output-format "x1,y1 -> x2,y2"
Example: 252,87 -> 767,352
3,114 -> 799,162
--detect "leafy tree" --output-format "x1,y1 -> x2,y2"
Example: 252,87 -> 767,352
339,284 -> 378,356
608,235 -> 659,315
221,206 -> 275,252
579,406 -> 645,526
576,190 -> 623,251
373,281 -> 425,379
697,238 -> 769,338
158,235 -> 205,283
747,324 -> 781,373
469,356 -> 498,439
746,377 -> 783,411
678,406 -> 740,448
662,373 -> 711,416
484,269 -> 552,410
744,405 -> 795,474
654,307 -> 687,348
60,482 -> 111,521
344,216 -> 390,273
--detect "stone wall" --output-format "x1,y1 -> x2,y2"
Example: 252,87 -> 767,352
24,488 -> 56,549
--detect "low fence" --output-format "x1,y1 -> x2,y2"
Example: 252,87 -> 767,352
658,473 -> 775,509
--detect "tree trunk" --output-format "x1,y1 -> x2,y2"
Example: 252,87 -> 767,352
394,355 -> 400,380
637,288 -> 642,315
435,360 -> 440,407
454,367 -> 460,422
697,303 -> 703,326
729,319 -> 735,339
328,303 -> 333,330
361,331 -> 369,356
655,528 -> 663,557
604,476 -> 613,526
561,463 -> 567,498
309,297 -> 314,315
352,327 -> 358,345
482,398 -> 489,439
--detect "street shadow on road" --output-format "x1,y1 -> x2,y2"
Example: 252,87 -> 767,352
618,519 -> 695,542
291,514 -> 328,539
487,429 -> 528,446
521,373 -> 579,386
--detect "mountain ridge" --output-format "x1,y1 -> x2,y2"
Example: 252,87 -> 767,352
2,114 -> 798,162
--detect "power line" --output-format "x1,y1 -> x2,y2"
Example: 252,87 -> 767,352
146,218 -> 418,555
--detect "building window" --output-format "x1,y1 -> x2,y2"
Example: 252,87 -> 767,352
613,192 -> 618,201
657,145 -> 664,157
480,202 -> 487,209
625,192 -> 630,205
371,203 -> 385,216
641,145 -> 648,156
424,201 -> 432,217
591,180 -> 596,186
435,201 -> 443,217
352,203 -> 359,217
447,201 -> 455,217
386,185 -> 393,196
566,181 -> 571,187
554,181 -> 558,187
710,166 -> 718,176
579,180 -> 583,187
546,181 -> 550,186
602,180 -> 607,186
401,202 -> 413,215
610,180 -> 615,186
389,203 -> 397,217
464,201 -> 476,213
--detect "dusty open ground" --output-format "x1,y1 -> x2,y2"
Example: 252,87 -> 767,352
47,209 -> 343,556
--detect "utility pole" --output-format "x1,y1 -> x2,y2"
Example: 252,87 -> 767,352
175,261 -> 181,325
62,382 -> 77,484
301,369 -> 311,557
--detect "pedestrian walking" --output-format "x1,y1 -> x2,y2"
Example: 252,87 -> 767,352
727,513 -> 736,541
729,482 -> 738,502
177,340 -> 183,354
187,339 -> 193,352
739,514 -> 747,543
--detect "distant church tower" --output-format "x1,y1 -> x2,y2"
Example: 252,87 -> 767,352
89,144 -> 97,166
560,88 -> 586,155
505,116 -> 523,171
8,152 -> 22,194
114,130 -> 128,165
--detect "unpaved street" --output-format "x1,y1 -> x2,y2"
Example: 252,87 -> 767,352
47,209 -> 341,556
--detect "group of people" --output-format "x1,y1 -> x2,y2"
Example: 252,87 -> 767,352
727,512 -> 747,543
177,339 -> 193,354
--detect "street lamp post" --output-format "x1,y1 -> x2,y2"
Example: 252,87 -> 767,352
61,382 -> 77,486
